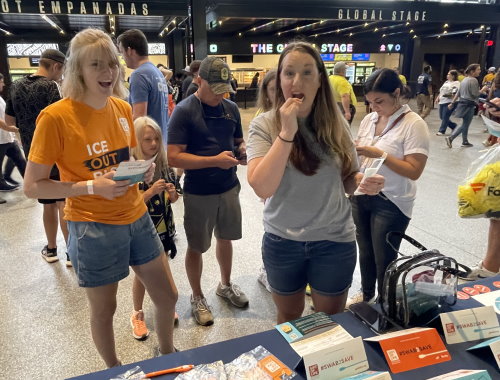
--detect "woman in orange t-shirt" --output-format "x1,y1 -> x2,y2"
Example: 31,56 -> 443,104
24,29 -> 178,368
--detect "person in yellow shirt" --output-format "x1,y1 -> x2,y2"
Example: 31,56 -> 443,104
483,67 -> 496,86
329,62 -> 357,125
23,28 -> 178,368
458,69 -> 465,82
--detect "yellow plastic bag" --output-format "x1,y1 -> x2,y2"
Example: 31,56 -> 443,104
458,144 -> 500,218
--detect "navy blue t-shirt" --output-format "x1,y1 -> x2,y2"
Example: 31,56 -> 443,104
416,73 -> 432,95
167,95 -> 243,195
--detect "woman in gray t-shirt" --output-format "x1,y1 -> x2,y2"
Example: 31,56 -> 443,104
246,41 -> 384,323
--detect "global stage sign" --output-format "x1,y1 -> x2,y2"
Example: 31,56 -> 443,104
250,43 -> 354,54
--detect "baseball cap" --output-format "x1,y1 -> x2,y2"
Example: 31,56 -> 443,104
40,49 -> 66,64
488,67 -> 496,73
198,57 -> 234,95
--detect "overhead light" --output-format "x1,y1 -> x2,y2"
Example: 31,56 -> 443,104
238,32 -> 242,37
437,35 -> 441,39
374,27 -> 378,32
480,25 -> 485,29
406,22 -> 410,26
443,30 -> 448,34
382,34 -> 386,37
444,23 -> 449,28
40,14 -> 66,35
252,27 -> 256,31
413,35 -> 417,39
410,29 -> 414,33
314,34 -> 318,37
277,32 -> 281,36
364,23 -> 368,27
218,20 -> 222,25
336,29 -> 340,33
349,33 -> 352,36
0,28 -> 12,35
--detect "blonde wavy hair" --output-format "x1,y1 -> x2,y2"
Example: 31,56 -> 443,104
132,116 -> 170,182
62,28 -> 127,100
274,41 -> 354,177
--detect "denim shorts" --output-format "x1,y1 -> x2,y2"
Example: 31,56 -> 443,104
67,212 -> 163,288
262,232 -> 356,296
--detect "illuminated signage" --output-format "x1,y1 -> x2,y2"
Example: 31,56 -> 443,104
7,43 -> 59,56
250,43 -> 288,54
320,54 -> 335,62
0,1 -> 149,15
148,43 -> 165,55
337,9 -> 426,22
352,53 -> 370,61
379,44 -> 401,52
320,44 -> 353,53
209,44 -> 218,53
335,54 -> 352,61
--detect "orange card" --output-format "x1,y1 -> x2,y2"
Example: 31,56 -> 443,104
365,327 -> 451,373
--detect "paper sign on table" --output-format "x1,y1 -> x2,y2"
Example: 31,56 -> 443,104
440,306 -> 500,344
302,336 -> 369,380
467,336 -> 500,369
365,327 -> 451,373
112,154 -> 156,184
342,370 -> 392,380
426,369 -> 492,380
472,290 -> 500,315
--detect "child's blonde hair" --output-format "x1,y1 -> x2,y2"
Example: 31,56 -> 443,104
133,116 -> 170,182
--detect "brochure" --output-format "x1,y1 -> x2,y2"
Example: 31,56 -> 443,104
426,369 -> 492,380
440,306 -> 500,344
467,336 -> 500,369
472,290 -> 500,315
112,155 -> 156,184
365,327 -> 451,373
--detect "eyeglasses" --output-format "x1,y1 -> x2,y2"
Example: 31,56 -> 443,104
197,96 -> 237,123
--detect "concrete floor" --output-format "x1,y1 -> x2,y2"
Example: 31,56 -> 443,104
0,100 -> 489,379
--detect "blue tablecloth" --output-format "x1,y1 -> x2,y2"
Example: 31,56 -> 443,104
69,277 -> 500,380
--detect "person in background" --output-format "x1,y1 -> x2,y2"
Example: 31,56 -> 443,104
483,72 -> 500,147
482,67 -> 496,86
435,70 -> 460,136
130,116 -> 179,341
184,60 -> 202,99
416,65 -> 433,119
0,73 -> 25,192
329,62 -> 357,125
168,56 -> 248,326
458,69 -> 465,82
394,67 -> 407,85
230,74 -> 238,102
463,97 -> 500,280
247,42 -> 384,323
180,61 -> 201,101
117,29 -> 169,146
253,69 -> 277,293
445,63 -> 482,148
347,68 -> 429,307
250,72 -> 260,88
5,48 -> 69,263
23,28 -> 178,368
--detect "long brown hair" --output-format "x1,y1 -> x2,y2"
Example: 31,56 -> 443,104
274,41 -> 354,177
256,69 -> 277,112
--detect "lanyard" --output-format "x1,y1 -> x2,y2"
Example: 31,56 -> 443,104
371,111 -> 410,146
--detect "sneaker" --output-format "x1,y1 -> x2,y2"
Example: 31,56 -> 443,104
130,310 -> 150,340
191,295 -> 214,326
41,245 -> 59,263
216,282 -> 249,308
461,142 -> 473,147
4,177 -> 19,186
345,291 -> 376,310
445,137 -> 452,148
257,267 -> 272,293
0,179 -> 18,192
65,252 -> 72,267
461,261 -> 498,281
436,132 -> 445,136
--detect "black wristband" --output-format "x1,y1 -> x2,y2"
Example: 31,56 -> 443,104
278,134 -> 294,143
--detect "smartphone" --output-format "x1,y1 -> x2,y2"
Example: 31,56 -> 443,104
348,302 -> 402,334
479,98 -> 500,111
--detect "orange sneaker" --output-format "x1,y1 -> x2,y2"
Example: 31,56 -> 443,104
130,310 -> 149,340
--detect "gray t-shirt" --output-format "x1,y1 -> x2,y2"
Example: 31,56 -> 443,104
247,111 -> 358,242
458,76 -> 480,103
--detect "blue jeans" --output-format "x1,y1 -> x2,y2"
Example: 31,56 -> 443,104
438,103 -> 457,134
450,105 -> 475,144
351,194 -> 410,299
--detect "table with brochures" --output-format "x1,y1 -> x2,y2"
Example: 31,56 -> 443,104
69,276 -> 500,380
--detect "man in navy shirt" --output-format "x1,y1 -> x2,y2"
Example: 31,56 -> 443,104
168,57 -> 249,326
118,29 -> 169,146
416,65 -> 433,119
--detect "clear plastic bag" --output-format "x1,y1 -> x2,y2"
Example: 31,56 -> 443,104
457,144 -> 500,218
109,366 -> 145,380
224,345 -> 296,380
175,360 -> 227,380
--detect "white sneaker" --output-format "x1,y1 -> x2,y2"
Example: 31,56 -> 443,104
345,291 -> 376,310
257,267 -> 272,293
461,261 -> 498,281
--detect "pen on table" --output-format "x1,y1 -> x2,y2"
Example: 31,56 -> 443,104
144,364 -> 194,378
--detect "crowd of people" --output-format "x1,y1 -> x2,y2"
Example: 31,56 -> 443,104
0,28 -> 498,370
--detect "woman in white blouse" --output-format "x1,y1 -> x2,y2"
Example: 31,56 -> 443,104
435,69 -> 460,136
347,68 -> 430,307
